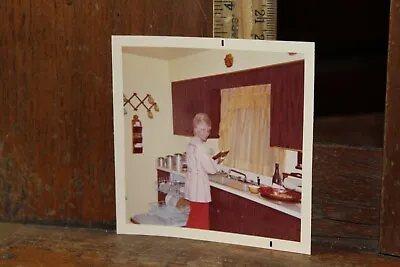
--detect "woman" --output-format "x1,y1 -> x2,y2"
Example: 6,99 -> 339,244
184,113 -> 224,230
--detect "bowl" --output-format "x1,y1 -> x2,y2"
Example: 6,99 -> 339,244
248,185 -> 260,194
259,186 -> 301,203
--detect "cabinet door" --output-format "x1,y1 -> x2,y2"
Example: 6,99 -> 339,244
171,79 -> 206,136
246,200 -> 301,242
209,187 -> 242,233
171,81 -> 187,135
203,79 -> 221,138
210,187 -> 300,241
270,61 -> 305,151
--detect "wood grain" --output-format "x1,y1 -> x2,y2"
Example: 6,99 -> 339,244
0,0 -> 212,227
380,0 -> 400,256
0,0 -> 395,255
312,144 -> 383,251
2,224 -> 400,266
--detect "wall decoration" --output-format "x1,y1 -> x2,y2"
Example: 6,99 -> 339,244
123,93 -> 160,119
224,53 -> 234,68
132,115 -> 143,154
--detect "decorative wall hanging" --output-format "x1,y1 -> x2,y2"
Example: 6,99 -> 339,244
132,114 -> 143,154
123,93 -> 160,119
224,53 -> 234,68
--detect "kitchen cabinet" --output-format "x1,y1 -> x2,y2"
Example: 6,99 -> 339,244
171,60 -> 304,150
171,78 -> 205,137
209,187 -> 301,241
171,78 -> 220,138
269,61 -> 304,151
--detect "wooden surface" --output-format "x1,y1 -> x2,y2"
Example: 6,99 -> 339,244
380,0 -> 400,256
312,144 -> 383,251
1,223 -> 400,267
0,0 -> 395,255
0,0 -> 212,227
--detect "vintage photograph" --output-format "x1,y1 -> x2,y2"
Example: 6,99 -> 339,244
112,36 -> 314,255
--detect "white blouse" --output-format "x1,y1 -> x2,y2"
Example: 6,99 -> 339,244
184,137 -> 220,203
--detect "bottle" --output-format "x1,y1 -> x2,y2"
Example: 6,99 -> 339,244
272,163 -> 283,186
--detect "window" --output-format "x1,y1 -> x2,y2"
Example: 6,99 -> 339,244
219,84 -> 286,176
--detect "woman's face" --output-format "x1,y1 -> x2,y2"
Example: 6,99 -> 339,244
195,123 -> 211,142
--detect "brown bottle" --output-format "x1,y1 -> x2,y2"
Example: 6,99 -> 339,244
272,163 -> 283,186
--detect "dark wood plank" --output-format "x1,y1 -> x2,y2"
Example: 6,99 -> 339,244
0,0 -> 212,227
312,144 -> 383,252
2,224 -> 400,266
380,0 -> 400,256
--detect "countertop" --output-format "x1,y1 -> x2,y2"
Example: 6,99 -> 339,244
157,167 -> 301,219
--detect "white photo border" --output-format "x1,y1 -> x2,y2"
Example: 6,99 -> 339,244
111,35 -> 315,255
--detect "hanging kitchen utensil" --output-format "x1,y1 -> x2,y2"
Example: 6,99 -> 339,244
153,103 -> 159,112
132,114 -> 143,154
123,93 -> 160,118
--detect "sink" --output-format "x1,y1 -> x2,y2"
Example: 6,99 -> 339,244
225,181 -> 247,191
209,173 -> 229,184
209,174 -> 248,192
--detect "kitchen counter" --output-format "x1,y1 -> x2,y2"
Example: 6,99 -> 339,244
157,167 -> 301,219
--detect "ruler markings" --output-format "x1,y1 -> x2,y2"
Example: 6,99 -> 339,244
212,0 -> 277,40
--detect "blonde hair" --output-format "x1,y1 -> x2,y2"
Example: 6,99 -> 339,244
193,113 -> 212,134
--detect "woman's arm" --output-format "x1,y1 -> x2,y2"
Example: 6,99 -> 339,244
196,144 -> 220,174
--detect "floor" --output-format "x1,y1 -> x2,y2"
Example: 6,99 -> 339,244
0,223 -> 399,266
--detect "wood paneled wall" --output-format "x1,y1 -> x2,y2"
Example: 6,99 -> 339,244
0,0 -> 212,227
380,0 -> 400,256
312,144 -> 383,251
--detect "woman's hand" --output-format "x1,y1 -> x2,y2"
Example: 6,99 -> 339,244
216,157 -> 225,164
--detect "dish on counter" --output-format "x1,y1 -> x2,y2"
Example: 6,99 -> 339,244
283,177 -> 302,193
259,186 -> 301,203
248,184 -> 260,194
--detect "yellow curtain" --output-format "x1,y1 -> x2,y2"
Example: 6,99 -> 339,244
219,84 -> 286,177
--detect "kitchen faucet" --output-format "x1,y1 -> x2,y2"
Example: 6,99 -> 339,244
228,169 -> 247,183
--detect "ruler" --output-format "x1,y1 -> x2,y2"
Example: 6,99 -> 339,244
213,0 -> 277,40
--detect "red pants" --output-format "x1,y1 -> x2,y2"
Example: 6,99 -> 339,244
185,201 -> 209,230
